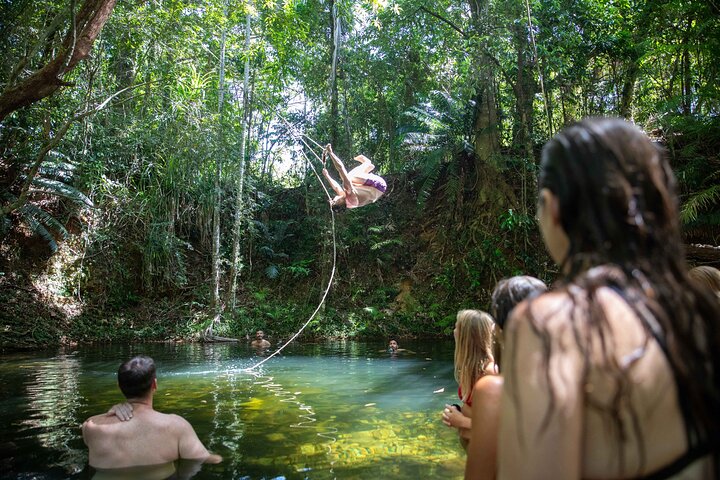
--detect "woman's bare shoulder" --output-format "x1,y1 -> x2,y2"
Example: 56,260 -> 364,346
506,290 -> 574,333
473,374 -> 503,395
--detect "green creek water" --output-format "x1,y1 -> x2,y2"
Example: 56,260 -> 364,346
0,340 -> 466,479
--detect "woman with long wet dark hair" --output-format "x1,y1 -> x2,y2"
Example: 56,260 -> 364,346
498,118 -> 720,479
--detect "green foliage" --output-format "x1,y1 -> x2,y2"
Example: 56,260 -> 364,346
2,0 -> 719,349
142,222 -> 189,290
401,91 -> 474,210
499,209 -> 534,234
682,184 -> 720,225
1,149 -> 93,252
286,258 -> 313,278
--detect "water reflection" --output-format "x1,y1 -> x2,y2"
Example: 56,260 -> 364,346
0,341 -> 464,479
90,459 -> 205,480
20,352 -> 86,475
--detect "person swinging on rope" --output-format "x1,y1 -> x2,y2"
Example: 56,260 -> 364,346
321,144 -> 386,209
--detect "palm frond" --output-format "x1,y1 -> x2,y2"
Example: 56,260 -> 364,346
264,265 -> 279,279
16,203 -> 69,252
681,184 -> 720,223
30,177 -> 94,207
400,90 -> 474,210
38,161 -> 77,182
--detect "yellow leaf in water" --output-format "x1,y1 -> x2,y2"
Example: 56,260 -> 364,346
433,388 -> 445,393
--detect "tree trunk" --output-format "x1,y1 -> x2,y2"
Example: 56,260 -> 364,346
512,21 -> 535,163
618,60 -> 639,119
209,28 -> 226,330
329,0 -> 340,147
227,14 -> 252,311
0,0 -> 117,122
468,0 -> 499,166
681,17 -> 692,116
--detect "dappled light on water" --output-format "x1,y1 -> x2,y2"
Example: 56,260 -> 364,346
0,341 -> 465,479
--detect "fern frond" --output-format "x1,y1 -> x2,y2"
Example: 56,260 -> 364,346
265,265 -> 279,279
370,238 -> 404,251
681,185 -> 720,223
259,245 -> 275,258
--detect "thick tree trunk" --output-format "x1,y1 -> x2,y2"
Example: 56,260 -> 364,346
618,60 -> 639,119
0,0 -> 117,122
472,76 -> 500,163
468,0 -> 499,165
512,22 -> 535,163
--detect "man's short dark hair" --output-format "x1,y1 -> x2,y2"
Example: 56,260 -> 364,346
117,356 -> 156,399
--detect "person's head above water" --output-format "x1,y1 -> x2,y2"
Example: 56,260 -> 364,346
117,356 -> 156,400
538,117 -> 681,274
388,340 -> 399,351
255,330 -> 265,339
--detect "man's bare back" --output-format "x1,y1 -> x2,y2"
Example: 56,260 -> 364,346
83,403 -> 218,469
83,356 -> 221,470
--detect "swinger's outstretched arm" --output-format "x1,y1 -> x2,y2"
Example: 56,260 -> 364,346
322,167 -> 345,197
325,144 -> 356,196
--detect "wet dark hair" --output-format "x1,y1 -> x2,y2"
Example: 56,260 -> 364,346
117,356 -> 156,399
491,276 -> 548,329
530,117 -> 720,472
490,276 -> 547,371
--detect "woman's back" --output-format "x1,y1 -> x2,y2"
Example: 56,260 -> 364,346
499,118 -> 720,480
501,286 -> 714,479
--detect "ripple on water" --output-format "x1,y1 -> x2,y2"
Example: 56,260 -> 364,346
1,341 -> 464,479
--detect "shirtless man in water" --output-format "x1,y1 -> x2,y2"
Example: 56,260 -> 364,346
82,356 -> 222,469
250,330 -> 271,348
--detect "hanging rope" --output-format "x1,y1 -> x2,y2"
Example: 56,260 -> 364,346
243,130 -> 338,372
524,0 -> 553,136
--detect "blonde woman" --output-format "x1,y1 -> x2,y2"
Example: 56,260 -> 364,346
442,309 -> 496,448
688,265 -> 720,297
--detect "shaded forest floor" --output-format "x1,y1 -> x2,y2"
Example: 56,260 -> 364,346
0,167 -> 555,351
2,157 -> 718,353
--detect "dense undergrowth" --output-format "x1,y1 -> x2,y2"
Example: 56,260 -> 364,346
0,163 -> 553,351
3,116 -> 719,352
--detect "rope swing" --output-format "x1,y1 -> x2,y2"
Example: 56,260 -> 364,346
243,123 -> 338,372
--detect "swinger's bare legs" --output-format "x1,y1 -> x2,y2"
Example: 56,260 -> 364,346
322,145 -> 380,207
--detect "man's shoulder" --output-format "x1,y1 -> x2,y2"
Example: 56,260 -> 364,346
83,413 -> 119,429
153,411 -> 193,430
